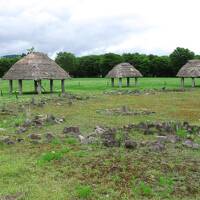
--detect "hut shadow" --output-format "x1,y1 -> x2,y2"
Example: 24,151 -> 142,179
21,91 -> 61,95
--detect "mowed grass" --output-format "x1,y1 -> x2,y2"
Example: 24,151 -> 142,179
0,78 -> 200,200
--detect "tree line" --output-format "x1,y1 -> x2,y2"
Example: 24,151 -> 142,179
0,47 -> 198,78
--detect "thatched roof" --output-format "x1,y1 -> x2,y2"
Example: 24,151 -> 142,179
106,63 -> 142,78
3,52 -> 70,80
177,60 -> 200,77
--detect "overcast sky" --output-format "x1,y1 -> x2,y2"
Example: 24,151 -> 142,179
1,0 -> 200,57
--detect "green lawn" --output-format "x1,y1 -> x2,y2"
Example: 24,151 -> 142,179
0,78 -> 200,200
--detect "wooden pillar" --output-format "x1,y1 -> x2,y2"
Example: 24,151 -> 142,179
61,79 -> 65,93
192,77 -> 195,88
9,80 -> 13,94
118,78 -> 122,87
111,78 -> 114,87
181,77 -> 184,88
34,80 -> 37,93
18,80 -> 22,95
37,80 -> 42,94
135,77 -> 138,86
127,77 -> 130,87
50,80 -> 53,93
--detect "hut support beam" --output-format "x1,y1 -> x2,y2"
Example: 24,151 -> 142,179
37,80 -> 42,94
18,80 -> 22,95
50,80 -> 53,93
192,77 -> 195,87
181,77 -> 184,88
135,77 -> 138,86
9,80 -> 13,94
118,78 -> 122,87
111,78 -> 114,87
34,80 -> 37,93
61,79 -> 65,93
127,77 -> 130,87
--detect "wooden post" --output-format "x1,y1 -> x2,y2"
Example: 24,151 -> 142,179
9,80 -> 13,94
50,80 -> 53,93
61,79 -> 65,93
135,77 -> 138,86
181,77 -> 184,88
192,77 -> 195,88
34,80 -> 37,93
111,78 -> 114,87
118,78 -> 122,87
18,79 -> 22,95
37,80 -> 42,94
127,77 -> 130,87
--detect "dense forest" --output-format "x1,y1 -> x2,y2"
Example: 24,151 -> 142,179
0,47 -> 198,78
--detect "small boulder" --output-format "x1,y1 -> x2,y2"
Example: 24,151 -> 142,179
16,127 -> 27,134
95,126 -> 107,134
45,132 -> 55,142
183,140 -> 200,149
63,126 -> 80,134
149,142 -> 165,152
103,139 -> 120,147
124,140 -> 137,149
28,133 -> 41,140
0,136 -> 15,145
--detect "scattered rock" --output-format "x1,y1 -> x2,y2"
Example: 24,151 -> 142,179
167,135 -> 181,143
183,140 -> 200,149
63,126 -> 80,138
149,142 -> 165,152
28,133 -> 41,140
94,126 -> 107,135
124,140 -> 137,149
0,136 -> 15,145
96,107 -> 155,116
16,127 -> 27,134
45,132 -> 55,142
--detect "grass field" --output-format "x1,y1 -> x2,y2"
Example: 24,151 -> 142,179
0,78 -> 200,200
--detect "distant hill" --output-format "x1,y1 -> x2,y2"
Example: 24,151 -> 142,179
2,54 -> 21,58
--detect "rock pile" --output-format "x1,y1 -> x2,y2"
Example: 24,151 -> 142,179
96,106 -> 155,116
16,114 -> 65,134
104,88 -> 188,96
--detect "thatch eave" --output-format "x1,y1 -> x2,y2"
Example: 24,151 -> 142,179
106,63 -> 143,78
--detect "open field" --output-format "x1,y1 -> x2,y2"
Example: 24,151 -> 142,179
0,78 -> 200,200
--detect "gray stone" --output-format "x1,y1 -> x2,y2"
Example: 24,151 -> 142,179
28,133 -> 41,140
45,132 -> 55,142
183,140 -> 200,149
149,142 -> 165,152
16,127 -> 27,134
94,126 -> 107,134
63,126 -> 80,134
0,136 -> 15,145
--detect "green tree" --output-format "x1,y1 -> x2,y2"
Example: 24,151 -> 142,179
99,53 -> 124,76
169,47 -> 194,74
55,52 -> 77,76
0,57 -> 21,77
76,55 -> 101,77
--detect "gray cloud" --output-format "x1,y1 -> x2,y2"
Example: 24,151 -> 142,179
0,2 -> 150,57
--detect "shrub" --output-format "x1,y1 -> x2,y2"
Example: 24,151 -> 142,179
75,185 -> 92,199
37,148 -> 70,165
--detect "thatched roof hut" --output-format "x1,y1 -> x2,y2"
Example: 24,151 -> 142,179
3,52 -> 70,94
177,60 -> 200,87
106,63 -> 142,87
